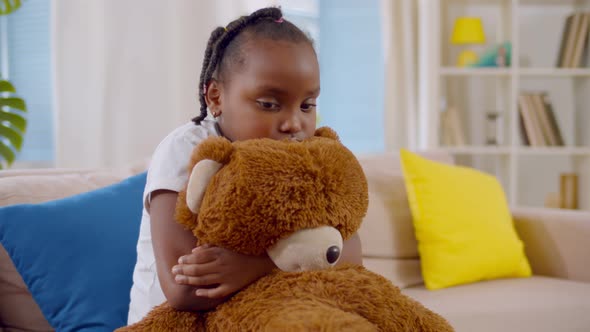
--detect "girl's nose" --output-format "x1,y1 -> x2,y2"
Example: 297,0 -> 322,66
279,111 -> 303,134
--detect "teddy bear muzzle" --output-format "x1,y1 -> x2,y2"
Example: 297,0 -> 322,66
266,226 -> 343,272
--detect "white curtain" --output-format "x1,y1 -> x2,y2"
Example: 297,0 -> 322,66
380,0 -> 418,150
52,0 -> 276,168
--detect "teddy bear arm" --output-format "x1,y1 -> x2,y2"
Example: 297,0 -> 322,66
207,290 -> 378,332
327,266 -> 455,332
205,266 -> 454,332
115,302 -> 207,332
253,299 -> 378,332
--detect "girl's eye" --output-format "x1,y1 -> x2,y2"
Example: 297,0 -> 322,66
301,103 -> 317,112
256,100 -> 280,111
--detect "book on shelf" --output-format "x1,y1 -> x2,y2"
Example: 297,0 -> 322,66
440,106 -> 466,146
518,110 -> 530,146
530,94 -> 558,146
541,93 -> 564,146
557,14 -> 575,67
557,12 -> 590,68
517,93 -> 544,146
517,92 -> 564,147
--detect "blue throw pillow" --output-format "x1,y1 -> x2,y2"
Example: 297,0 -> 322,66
0,172 -> 146,332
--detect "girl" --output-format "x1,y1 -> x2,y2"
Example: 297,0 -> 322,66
127,6 -> 363,325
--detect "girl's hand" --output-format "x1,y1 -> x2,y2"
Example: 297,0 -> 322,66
171,245 -> 276,299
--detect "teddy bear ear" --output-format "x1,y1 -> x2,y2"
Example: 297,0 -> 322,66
193,136 -> 234,164
185,137 -> 233,214
186,159 -> 223,214
314,127 -> 340,141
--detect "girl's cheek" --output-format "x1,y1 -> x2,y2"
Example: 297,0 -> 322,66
253,120 -> 276,136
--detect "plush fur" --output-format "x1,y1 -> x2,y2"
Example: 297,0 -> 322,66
118,127 -> 454,331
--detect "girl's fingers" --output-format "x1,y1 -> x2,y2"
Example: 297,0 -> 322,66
174,273 -> 221,286
178,246 -> 218,265
195,284 -> 232,299
172,260 -> 219,277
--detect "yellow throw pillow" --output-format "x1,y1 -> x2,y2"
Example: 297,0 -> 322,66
400,149 -> 531,290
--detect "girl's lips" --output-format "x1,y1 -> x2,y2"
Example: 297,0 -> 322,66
289,133 -> 308,142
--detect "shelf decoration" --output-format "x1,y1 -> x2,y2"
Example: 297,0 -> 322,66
451,17 -> 486,67
560,173 -> 579,209
485,111 -> 501,145
441,106 -> 466,146
470,41 -> 512,68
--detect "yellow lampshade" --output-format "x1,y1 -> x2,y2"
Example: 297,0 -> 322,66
451,17 -> 486,44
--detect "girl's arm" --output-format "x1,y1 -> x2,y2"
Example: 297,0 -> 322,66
149,190 -> 228,310
150,190 -> 275,309
172,230 -> 364,300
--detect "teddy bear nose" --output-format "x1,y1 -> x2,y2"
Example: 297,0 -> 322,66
326,246 -> 340,264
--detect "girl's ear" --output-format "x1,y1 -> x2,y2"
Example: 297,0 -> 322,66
185,137 -> 233,214
314,127 -> 340,141
204,80 -> 223,115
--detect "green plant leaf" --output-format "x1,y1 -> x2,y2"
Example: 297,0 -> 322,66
0,125 -> 22,150
0,97 -> 26,111
0,79 -> 27,168
0,110 -> 26,131
0,140 -> 15,166
0,0 -> 21,15
0,80 -> 16,93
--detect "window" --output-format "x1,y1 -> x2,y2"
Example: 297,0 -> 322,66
3,0 -> 53,167
318,0 -> 384,153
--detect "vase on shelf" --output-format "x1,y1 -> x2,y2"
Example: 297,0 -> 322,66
485,111 -> 501,145
560,173 -> 579,210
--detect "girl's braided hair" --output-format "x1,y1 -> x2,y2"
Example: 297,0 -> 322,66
192,7 -> 314,125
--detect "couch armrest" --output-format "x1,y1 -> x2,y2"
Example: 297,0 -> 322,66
511,206 -> 590,283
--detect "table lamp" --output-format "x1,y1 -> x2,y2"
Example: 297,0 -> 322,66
451,17 -> 486,67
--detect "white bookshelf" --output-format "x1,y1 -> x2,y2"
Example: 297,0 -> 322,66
440,67 -> 512,76
520,68 -> 590,76
441,67 -> 590,77
418,0 -> 590,210
517,147 -> 590,156
437,146 -> 512,155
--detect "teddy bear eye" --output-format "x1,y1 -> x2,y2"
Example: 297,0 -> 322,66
326,246 -> 340,264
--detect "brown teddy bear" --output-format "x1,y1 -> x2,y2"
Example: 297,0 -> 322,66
118,127 -> 453,332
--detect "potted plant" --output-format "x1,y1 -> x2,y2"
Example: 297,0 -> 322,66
0,0 -> 27,169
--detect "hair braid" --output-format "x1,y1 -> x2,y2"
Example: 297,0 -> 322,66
193,26 -> 226,125
192,7 -> 311,125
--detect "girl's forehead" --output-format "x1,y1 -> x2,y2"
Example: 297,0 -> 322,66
238,38 -> 319,80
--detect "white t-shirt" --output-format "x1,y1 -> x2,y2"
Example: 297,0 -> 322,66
127,119 -> 220,325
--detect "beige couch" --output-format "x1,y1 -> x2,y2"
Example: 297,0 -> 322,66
1,152 -> 589,331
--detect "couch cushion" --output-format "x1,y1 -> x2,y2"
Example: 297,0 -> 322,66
362,257 -> 423,289
0,246 -> 52,331
400,150 -> 531,290
403,276 -> 590,332
513,207 -> 590,283
0,172 -> 146,331
0,171 -> 137,207
0,169 -> 142,331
